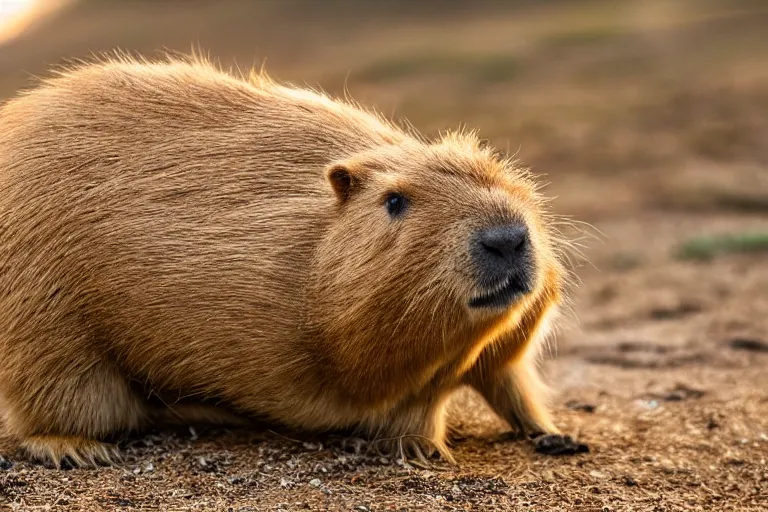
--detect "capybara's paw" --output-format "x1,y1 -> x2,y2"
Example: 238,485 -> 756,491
21,435 -> 122,469
533,433 -> 589,456
370,435 -> 454,468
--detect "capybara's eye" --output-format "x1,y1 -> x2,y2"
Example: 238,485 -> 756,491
385,192 -> 408,218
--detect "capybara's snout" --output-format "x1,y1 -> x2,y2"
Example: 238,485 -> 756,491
469,222 -> 534,309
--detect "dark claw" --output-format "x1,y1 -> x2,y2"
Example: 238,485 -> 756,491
0,456 -> 13,470
533,434 -> 589,456
59,456 -> 76,470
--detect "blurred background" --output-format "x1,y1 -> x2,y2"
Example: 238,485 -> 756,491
1,1 -> 768,508
2,0 -> 767,217
3,0 -> 768,222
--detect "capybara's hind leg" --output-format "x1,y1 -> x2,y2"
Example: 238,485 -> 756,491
20,435 -> 122,468
1,341 -> 147,468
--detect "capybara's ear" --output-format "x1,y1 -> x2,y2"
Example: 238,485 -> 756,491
326,162 -> 365,203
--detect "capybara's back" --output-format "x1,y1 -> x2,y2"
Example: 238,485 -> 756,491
0,55 -> 583,467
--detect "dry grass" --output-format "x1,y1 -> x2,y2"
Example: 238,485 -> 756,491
676,232 -> 768,261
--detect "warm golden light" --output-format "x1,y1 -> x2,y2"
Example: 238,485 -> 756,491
0,0 -> 69,45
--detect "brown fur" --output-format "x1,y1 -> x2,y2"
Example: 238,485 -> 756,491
0,54 -> 570,467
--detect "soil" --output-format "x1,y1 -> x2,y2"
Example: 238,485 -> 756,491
1,1 -> 767,510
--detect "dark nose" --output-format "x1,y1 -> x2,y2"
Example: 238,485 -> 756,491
478,224 -> 529,266
470,223 -> 533,304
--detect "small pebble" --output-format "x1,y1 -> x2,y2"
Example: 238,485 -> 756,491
309,478 -> 322,487
589,470 -> 607,479
728,338 -> 768,353
635,399 -> 659,410
566,400 -> 597,413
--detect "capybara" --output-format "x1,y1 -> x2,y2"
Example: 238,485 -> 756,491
0,54 -> 585,468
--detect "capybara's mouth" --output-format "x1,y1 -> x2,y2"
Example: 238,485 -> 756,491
469,273 -> 532,309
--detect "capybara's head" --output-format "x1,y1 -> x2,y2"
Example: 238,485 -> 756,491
310,131 -> 565,402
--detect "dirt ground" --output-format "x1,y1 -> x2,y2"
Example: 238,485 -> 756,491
1,1 -> 767,510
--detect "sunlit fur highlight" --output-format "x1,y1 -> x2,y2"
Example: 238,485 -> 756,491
0,52 -> 577,468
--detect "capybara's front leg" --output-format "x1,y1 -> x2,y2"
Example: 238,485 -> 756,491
468,359 -> 589,455
470,357 -> 558,436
